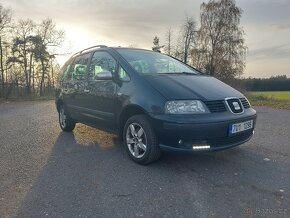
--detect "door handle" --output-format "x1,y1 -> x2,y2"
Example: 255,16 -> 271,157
84,89 -> 90,93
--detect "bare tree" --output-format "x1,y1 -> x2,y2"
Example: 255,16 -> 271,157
38,18 -> 65,47
190,30 -> 208,70
0,4 -> 12,96
164,28 -> 173,56
37,18 -> 64,96
172,16 -> 197,64
182,16 -> 196,64
195,0 -> 246,80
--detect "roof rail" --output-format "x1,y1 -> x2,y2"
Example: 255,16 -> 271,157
72,45 -> 107,57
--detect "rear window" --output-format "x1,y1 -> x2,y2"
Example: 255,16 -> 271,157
58,59 -> 73,82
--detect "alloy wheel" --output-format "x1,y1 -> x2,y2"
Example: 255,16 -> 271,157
126,123 -> 147,158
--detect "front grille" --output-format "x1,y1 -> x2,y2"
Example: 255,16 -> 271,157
240,98 -> 251,109
204,100 -> 227,113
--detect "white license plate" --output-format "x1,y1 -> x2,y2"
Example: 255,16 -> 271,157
229,120 -> 253,135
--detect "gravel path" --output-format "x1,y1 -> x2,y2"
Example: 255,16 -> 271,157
0,101 -> 289,218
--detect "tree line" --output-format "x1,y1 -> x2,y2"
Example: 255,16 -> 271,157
0,4 -> 64,99
238,75 -> 290,92
152,0 -> 246,81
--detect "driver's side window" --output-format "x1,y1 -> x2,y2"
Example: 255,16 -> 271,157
89,51 -> 117,80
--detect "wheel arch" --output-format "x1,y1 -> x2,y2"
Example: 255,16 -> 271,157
56,99 -> 65,112
118,105 -> 147,140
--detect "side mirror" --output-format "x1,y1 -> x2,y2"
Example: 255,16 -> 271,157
95,71 -> 113,80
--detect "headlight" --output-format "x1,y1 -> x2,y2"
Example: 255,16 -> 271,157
165,100 -> 207,114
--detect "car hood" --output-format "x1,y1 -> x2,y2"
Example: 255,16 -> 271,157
144,74 -> 244,101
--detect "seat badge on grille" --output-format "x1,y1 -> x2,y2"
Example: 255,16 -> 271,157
233,102 -> 241,110
225,97 -> 244,114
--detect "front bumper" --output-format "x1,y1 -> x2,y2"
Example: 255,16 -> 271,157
149,108 -> 257,152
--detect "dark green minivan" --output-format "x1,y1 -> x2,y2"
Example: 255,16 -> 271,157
56,45 -> 257,164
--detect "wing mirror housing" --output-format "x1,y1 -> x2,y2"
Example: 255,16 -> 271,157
95,71 -> 113,80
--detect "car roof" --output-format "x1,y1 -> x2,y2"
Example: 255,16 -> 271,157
71,45 -> 154,58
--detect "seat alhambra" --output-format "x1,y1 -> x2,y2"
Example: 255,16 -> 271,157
55,45 -> 257,164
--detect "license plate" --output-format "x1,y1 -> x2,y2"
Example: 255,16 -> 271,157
229,120 -> 253,135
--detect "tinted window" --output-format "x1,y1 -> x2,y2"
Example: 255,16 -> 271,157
116,49 -> 199,75
68,53 -> 91,81
118,66 -> 130,82
58,60 -> 72,81
89,51 -> 116,80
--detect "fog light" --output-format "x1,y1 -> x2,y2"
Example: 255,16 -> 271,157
192,145 -> 211,150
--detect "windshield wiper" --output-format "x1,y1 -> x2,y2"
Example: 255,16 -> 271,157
179,71 -> 197,75
158,72 -> 197,75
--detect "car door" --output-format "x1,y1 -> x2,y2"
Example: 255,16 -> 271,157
64,52 -> 92,121
83,50 -> 119,130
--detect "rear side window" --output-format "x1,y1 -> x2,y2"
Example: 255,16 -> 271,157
68,53 -> 91,81
58,60 -> 72,81
88,51 -> 116,80
63,64 -> 71,79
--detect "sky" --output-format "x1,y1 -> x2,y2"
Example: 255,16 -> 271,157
1,0 -> 290,78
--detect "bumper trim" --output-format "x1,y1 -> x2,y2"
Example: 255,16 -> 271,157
159,132 -> 253,153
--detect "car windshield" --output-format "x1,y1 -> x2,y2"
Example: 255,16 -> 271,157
116,49 -> 200,75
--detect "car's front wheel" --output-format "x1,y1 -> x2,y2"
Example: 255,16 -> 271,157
123,115 -> 161,164
58,105 -> 75,132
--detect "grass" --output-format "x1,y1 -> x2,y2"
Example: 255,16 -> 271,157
246,91 -> 290,109
248,91 -> 290,100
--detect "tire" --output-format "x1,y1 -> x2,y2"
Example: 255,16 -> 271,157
58,104 -> 76,132
123,115 -> 161,164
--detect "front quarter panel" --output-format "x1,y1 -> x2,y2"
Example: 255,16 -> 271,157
116,73 -> 166,122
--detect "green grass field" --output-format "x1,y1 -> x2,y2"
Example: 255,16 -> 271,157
246,91 -> 290,109
248,91 -> 290,100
